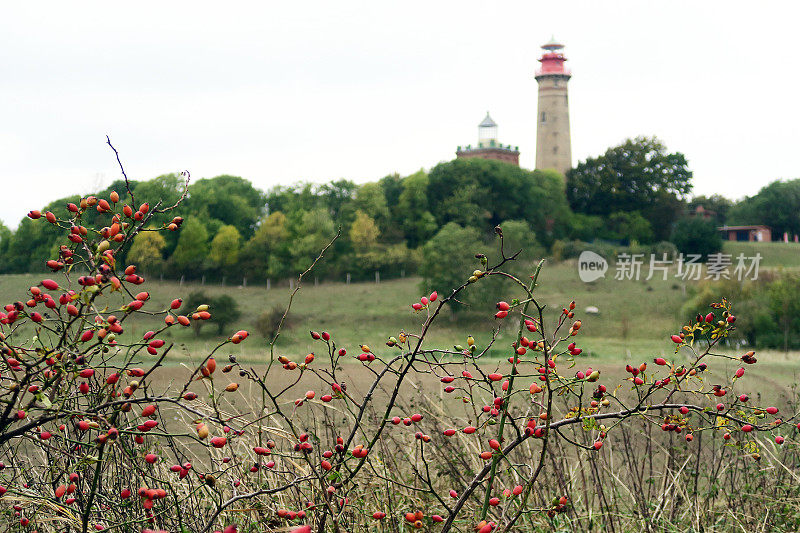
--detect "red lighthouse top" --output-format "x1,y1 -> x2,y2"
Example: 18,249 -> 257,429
536,38 -> 570,77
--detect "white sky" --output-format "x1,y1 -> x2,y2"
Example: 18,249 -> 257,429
2,1 -> 799,227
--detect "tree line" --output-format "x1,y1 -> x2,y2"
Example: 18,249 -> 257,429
0,159 -> 568,282
0,135 -> 795,281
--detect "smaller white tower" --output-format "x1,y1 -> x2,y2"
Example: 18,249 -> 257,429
456,112 -> 520,166
478,112 -> 498,147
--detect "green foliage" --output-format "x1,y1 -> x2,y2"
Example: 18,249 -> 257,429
240,211 -> 290,280
497,220 -> 543,269
727,178 -> 800,238
354,183 -> 391,234
551,239 -> 621,262
651,240 -> 679,261
3,217 -> 57,273
182,291 -> 242,335
567,213 -> 605,242
682,272 -> 800,350
349,210 -> 380,251
254,305 -> 288,341
170,216 -> 209,274
427,159 -> 571,245
127,231 -> 167,275
209,225 -> 242,269
767,274 -> 800,351
567,136 -> 692,241
397,170 -> 437,248
352,243 -> 420,280
419,223 -> 495,314
318,179 -> 358,221
0,221 -> 14,272
688,194 -> 733,224
550,239 -> 677,264
185,175 -> 266,239
209,294 -> 242,334
287,208 -> 336,274
670,217 -> 723,257
378,173 -> 406,243
606,211 -> 655,244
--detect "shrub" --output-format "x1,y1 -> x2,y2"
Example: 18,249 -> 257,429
255,304 -> 288,341
210,294 -> 242,334
670,216 -> 723,257
183,291 -> 242,335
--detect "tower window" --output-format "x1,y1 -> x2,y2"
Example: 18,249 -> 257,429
540,112 -> 546,123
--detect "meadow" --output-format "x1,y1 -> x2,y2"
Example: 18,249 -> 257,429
1,240 -> 797,395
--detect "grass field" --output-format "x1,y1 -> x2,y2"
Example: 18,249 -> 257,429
0,259 -> 688,364
2,239 -> 798,369
723,240 -> 800,268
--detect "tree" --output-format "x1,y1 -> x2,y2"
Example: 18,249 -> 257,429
567,213 -> 605,242
378,173 -> 406,242
427,159 -> 571,245
3,217 -> 58,273
397,170 -> 438,248
127,231 -> 167,275
170,216 -> 209,274
728,178 -> 800,239
349,210 -> 380,251
209,294 -> 242,334
241,211 -> 290,280
180,291 -> 240,336
209,225 -> 242,269
498,220 -> 543,265
133,174 -> 183,220
670,217 -> 722,257
354,183 -> 391,233
287,208 -> 336,275
185,175 -> 266,239
688,194 -> 733,225
318,179 -> 358,220
767,274 -> 800,352
567,136 -> 692,241
419,223 -> 485,313
0,221 -> 12,272
606,211 -> 654,244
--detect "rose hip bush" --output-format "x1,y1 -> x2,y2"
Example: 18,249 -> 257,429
0,183 -> 798,532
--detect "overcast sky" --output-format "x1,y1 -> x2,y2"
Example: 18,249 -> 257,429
2,1 -> 799,227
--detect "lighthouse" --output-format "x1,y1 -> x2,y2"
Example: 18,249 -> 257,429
535,38 -> 572,177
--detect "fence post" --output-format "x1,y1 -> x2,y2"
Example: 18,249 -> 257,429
201,275 -> 206,286
400,269 -> 405,278
314,276 -> 318,287
375,271 -> 380,284
267,278 -> 271,290
179,275 -> 184,286
221,276 -> 226,286
289,279 -> 294,291
242,276 -> 247,288
346,273 -> 351,285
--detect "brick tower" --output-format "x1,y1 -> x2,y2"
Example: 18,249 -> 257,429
456,112 -> 520,166
535,38 -> 572,176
